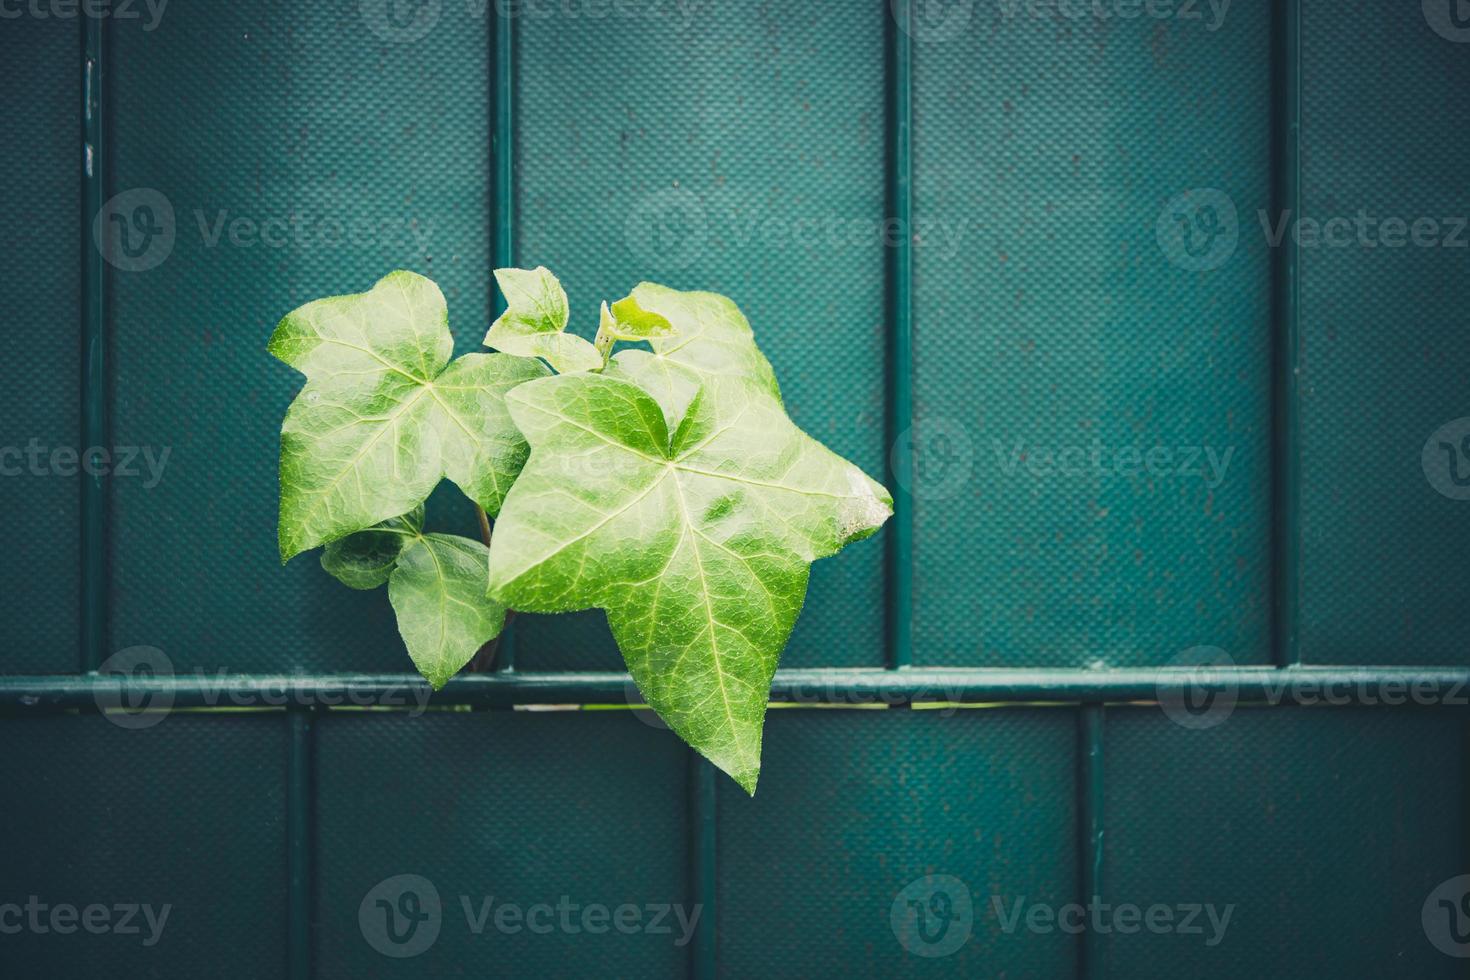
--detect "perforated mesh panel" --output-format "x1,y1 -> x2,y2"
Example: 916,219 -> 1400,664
716,708 -> 1078,978
0,714 -> 288,976
1296,0 -> 1470,664
0,17 -> 81,673
313,710 -> 688,977
910,7 -> 1274,667
107,2 -> 492,673
1103,707 -> 1466,977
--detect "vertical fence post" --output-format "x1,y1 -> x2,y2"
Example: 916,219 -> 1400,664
1077,704 -> 1106,979
1271,0 -> 1302,668
80,13 -> 107,672
886,0 -> 915,672
689,754 -> 717,980
286,708 -> 314,980
491,2 -> 518,672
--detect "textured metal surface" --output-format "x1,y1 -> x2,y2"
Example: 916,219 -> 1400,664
910,6 -> 1274,666
0,714 -> 288,976
511,2 -> 888,671
105,2 -> 492,674
312,710 -> 688,977
0,18 -> 81,673
1296,0 -> 1470,664
3,1 -> 1469,977
1103,707 -> 1466,977
715,708 -> 1078,977
886,5 -> 915,670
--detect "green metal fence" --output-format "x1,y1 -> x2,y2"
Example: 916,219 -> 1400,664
3,1 -> 1469,977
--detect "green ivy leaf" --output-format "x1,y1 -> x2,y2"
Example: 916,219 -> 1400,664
270,271 -> 549,561
485,266 -> 602,373
634,282 -> 782,400
604,349 -> 701,434
390,533 -> 507,689
487,287 -> 891,793
320,506 -> 504,687
607,294 -> 675,340
320,505 -> 424,590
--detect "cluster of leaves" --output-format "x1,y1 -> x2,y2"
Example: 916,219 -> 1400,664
270,268 -> 891,792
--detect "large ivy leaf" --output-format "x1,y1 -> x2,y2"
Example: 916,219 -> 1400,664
270,271 -> 549,560
484,266 -> 602,374
632,283 -> 782,401
487,288 -> 891,793
390,533 -> 506,688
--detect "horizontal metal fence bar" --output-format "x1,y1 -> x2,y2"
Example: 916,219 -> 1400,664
1,666 -> 1469,712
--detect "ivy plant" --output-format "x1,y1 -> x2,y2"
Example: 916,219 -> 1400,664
270,267 -> 891,792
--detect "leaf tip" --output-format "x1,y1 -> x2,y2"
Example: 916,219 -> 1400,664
278,529 -> 303,564
732,767 -> 760,796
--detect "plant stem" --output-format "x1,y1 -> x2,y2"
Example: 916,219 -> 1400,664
469,503 -> 510,673
475,504 -> 492,548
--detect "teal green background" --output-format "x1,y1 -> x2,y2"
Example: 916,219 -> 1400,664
2,2 -> 1469,977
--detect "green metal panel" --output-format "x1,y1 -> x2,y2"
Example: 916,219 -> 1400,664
911,8 -> 1274,667
1102,707 -> 1466,977
1297,1 -> 1470,665
105,2 -> 492,674
1,2 -> 1468,978
0,18 -> 80,674
312,710 -> 688,977
715,709 -> 1078,977
0,714 -> 288,976
510,2 -> 889,671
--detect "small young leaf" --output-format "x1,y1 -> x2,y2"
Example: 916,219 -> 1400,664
270,271 -> 549,561
320,505 -> 424,590
595,302 -> 618,363
488,288 -> 891,793
389,533 -> 507,689
485,266 -> 602,373
606,294 -> 675,340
